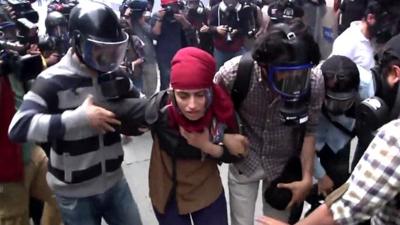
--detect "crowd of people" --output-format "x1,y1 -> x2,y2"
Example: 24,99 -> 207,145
1,0 -> 400,225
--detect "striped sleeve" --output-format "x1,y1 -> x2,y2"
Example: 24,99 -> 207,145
8,76 -> 90,143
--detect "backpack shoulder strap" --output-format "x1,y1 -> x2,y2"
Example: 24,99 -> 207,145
231,52 -> 254,109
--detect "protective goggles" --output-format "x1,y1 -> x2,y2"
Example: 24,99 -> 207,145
324,90 -> 356,115
80,31 -> 129,73
267,64 -> 313,98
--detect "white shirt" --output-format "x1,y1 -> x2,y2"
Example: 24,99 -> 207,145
331,21 -> 375,70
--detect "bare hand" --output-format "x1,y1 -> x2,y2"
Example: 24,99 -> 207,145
131,58 -> 144,70
318,175 -> 334,197
256,216 -> 289,225
277,178 -> 312,209
223,134 -> 249,157
216,25 -> 227,36
179,127 -> 211,153
231,29 -> 238,35
27,44 -> 41,55
158,10 -> 166,19
83,95 -> 121,134
200,23 -> 210,33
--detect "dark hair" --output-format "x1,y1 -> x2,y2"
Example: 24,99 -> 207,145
363,0 -> 385,19
252,19 -> 320,66
378,52 -> 400,78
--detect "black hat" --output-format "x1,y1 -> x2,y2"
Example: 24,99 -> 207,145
383,34 -> 400,59
321,55 -> 360,100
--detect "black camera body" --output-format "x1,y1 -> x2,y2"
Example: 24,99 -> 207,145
163,5 -> 177,22
0,51 -> 43,81
3,0 -> 39,23
38,35 -> 68,57
15,17 -> 38,44
98,69 -> 141,100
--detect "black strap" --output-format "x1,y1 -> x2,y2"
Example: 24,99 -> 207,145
322,106 -> 355,137
232,52 -> 254,109
389,86 -> 400,120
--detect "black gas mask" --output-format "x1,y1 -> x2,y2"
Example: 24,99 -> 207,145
263,28 -> 314,126
187,0 -> 204,15
267,63 -> 312,125
219,0 -> 241,13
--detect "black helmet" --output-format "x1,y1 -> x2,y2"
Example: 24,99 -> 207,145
128,0 -> 148,12
69,1 -> 128,72
321,55 -> 360,115
45,11 -> 67,37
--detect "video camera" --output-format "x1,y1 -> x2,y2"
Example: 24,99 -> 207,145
98,68 -> 141,100
0,0 -> 39,23
162,1 -> 184,22
0,50 -> 43,81
38,35 -> 68,57
0,1 -> 42,85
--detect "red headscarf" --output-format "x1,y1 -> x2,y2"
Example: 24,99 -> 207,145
168,47 -> 237,132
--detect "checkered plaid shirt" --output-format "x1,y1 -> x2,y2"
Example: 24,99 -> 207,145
331,119 -> 400,225
214,56 -> 324,181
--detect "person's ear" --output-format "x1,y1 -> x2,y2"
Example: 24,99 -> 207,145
392,65 -> 400,84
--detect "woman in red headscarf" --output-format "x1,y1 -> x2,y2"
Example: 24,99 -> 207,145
146,47 -> 248,225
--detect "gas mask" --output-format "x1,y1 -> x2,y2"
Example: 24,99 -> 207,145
187,0 -> 204,15
262,27 -> 314,126
268,63 -> 313,125
219,0 -> 241,13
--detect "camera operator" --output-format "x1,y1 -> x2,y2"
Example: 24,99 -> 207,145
351,33 -> 400,170
120,0 -> 158,98
151,0 -> 194,91
183,0 -> 214,54
38,11 -> 69,67
209,0 -> 252,69
240,0 -> 266,49
0,3 -> 63,225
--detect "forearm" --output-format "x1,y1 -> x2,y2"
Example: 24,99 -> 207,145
9,94 -> 90,143
301,135 -> 316,182
152,20 -> 163,36
179,17 -> 192,30
202,141 -> 224,158
296,204 -> 337,225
